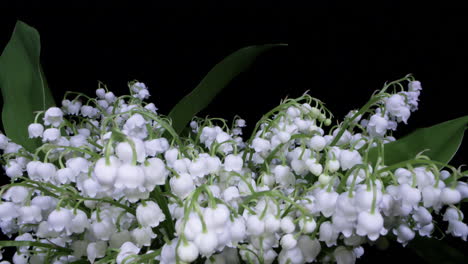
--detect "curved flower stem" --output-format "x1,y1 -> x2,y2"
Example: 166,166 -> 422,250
151,186 -> 175,239
0,240 -> 72,254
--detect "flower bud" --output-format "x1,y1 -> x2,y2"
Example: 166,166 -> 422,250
280,234 -> 297,250
280,216 -> 295,233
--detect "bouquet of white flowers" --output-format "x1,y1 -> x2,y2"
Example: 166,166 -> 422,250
0,21 -> 466,264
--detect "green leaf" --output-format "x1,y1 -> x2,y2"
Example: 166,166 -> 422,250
0,21 -> 55,152
168,44 -> 287,134
409,237 -> 467,264
369,115 -> 468,166
367,116 -> 468,263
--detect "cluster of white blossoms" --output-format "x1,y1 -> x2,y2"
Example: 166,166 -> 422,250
0,77 -> 467,264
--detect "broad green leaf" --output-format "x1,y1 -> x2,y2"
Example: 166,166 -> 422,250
168,44 -> 287,134
367,116 -> 468,261
0,21 -> 55,152
369,115 -> 468,166
409,237 -> 466,264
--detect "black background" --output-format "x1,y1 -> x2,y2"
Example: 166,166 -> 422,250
1,4 -> 468,263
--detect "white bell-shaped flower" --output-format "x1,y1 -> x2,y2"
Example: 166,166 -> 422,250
441,187 -> 462,205
42,128 -> 60,142
280,234 -> 297,250
116,138 -> 146,164
412,207 -> 432,227
326,159 -> 340,173
421,185 -> 442,210
206,156 -> 222,174
5,161 -> 23,178
366,114 -> 388,138
69,209 -> 89,234
305,159 -> 323,176
263,214 -> 281,233
67,100 -> 82,115
419,223 -> 434,237
223,186 -> 240,202
115,164 -> 145,190
91,219 -> 114,241
177,241 -> 199,263
81,105 -> 99,118
173,158 -> 190,174
395,168 -> 412,185
212,204 -> 230,228
31,196 -> 56,214
132,226 -> 156,247
43,107 -> 63,127
66,157 -> 90,176
94,156 -> 120,187
144,138 -> 169,157
224,154 -> 243,172
399,184 -> 421,208
319,221 -> 339,247
280,216 -> 296,233
87,241 -> 107,264
110,230 -> 132,249
195,230 -> 218,257
274,165 -> 294,187
447,220 -> 468,241
299,217 -> 317,234
443,207 -> 462,222
291,159 -> 307,175
123,113 -> 148,139
356,211 -> 385,241
246,214 -> 265,236
335,193 -> 358,220
56,168 -> 74,184
136,201 -> 165,228
3,186 -> 29,204
189,157 -> 209,178
316,190 -> 339,217
339,149 -> 362,170
159,239 -> 178,264
385,94 -> 411,123
334,246 -> 357,264
278,246 -> 304,264
252,138 -> 271,153
309,135 -> 326,151
18,205 -> 42,224
170,173 -> 195,199
28,123 -> 44,138
230,217 -> 246,244
116,242 -> 140,264
297,236 -> 321,263
332,213 -> 355,238
393,224 -> 415,245
143,158 -> 169,187
12,251 -> 30,264
47,208 -> 73,232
